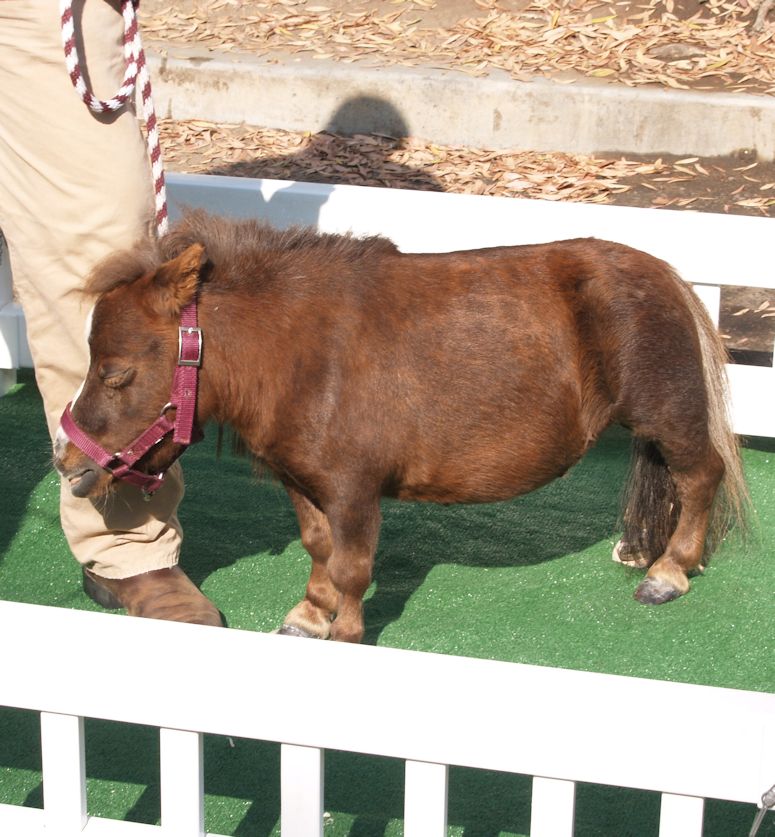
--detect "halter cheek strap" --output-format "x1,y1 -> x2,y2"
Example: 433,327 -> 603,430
172,301 -> 202,445
60,301 -> 203,497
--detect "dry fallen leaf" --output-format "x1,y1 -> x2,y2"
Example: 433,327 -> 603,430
139,0 -> 775,94
157,118 -> 717,208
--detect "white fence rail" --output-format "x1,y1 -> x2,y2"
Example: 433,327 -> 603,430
0,600 -> 773,836
1,178 -> 774,835
1,174 -> 774,435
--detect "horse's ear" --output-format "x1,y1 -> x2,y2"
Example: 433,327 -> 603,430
151,243 -> 206,315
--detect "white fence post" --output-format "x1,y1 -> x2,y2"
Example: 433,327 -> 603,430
0,230 -> 18,396
658,793 -> 705,837
281,743 -> 324,837
530,776 -> 576,837
160,727 -> 205,836
40,712 -> 87,836
404,760 -> 448,837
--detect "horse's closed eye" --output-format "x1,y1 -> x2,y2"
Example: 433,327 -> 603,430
99,367 -> 136,389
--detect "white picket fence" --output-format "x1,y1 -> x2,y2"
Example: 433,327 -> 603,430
1,177 -> 774,836
0,600 -> 774,837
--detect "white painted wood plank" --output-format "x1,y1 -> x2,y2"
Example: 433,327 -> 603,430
167,174 -> 775,288
658,793 -> 704,837
89,815 -> 229,837
0,233 -> 12,307
0,801 -> 45,837
1,603 -> 773,807
404,760 -> 448,837
0,805 -> 204,837
85,817 -> 166,836
728,362 -> 775,437
0,301 -> 20,370
281,744 -> 323,837
160,728 -> 204,836
40,712 -> 86,835
86,815 -> 230,837
691,283 -> 721,326
530,776 -> 576,837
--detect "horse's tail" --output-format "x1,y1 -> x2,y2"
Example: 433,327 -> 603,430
620,275 -> 750,562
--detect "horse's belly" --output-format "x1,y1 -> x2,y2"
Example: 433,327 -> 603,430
394,436 -> 586,505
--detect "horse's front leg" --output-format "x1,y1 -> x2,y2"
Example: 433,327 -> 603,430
280,487 -> 338,639
325,496 -> 382,643
281,488 -> 380,642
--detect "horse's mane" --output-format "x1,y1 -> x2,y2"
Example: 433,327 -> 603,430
161,210 -> 398,265
86,210 -> 399,295
86,238 -> 160,295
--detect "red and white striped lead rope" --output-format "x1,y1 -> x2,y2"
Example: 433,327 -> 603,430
59,0 -> 169,237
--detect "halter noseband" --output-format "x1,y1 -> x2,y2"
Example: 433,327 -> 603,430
60,301 -> 203,497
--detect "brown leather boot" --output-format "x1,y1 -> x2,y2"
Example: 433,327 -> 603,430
83,567 -> 224,626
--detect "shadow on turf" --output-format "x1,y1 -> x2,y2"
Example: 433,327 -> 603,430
0,372 -> 54,569
0,370 -> 639,638
169,427 -> 775,647
176,424 -> 636,643
4,371 -> 769,647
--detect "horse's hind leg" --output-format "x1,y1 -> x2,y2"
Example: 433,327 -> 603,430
280,487 -> 339,639
633,438 -> 724,605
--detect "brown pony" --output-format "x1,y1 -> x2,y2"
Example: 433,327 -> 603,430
54,211 -> 748,642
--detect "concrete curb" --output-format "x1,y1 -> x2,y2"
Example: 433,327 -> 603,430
148,45 -> 775,160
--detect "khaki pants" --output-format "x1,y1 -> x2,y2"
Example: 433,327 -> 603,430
0,0 -> 183,578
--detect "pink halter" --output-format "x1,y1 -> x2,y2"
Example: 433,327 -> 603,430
60,301 -> 203,497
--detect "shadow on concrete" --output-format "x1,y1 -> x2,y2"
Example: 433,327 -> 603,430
202,95 -> 443,229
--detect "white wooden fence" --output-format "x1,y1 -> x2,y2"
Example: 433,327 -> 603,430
1,177 -> 774,835
0,600 -> 774,837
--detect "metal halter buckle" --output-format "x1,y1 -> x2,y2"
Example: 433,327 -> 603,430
178,326 -> 203,367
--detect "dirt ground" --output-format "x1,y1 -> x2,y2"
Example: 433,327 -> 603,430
142,0 -> 775,93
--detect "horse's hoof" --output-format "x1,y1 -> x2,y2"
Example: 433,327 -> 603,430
275,624 -> 318,639
634,577 -> 682,605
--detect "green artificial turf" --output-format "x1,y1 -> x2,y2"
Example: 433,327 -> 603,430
0,369 -> 773,836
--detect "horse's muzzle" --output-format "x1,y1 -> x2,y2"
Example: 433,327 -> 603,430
54,425 -> 109,498
65,467 -> 101,498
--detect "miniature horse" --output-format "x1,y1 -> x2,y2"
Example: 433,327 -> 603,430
54,211 -> 748,642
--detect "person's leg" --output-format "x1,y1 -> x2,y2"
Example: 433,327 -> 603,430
0,0 -> 220,624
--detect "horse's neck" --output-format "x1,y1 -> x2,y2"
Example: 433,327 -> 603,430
196,290 -> 274,431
